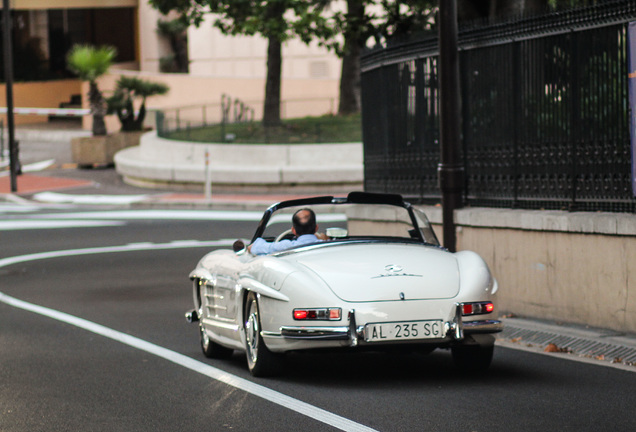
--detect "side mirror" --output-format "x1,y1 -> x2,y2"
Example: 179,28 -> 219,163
233,240 -> 246,252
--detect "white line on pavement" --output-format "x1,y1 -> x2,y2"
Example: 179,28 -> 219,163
26,209 -> 265,221
32,191 -> 152,205
0,220 -> 125,230
0,242 -> 378,432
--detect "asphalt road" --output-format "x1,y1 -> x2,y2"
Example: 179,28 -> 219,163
1,206 -> 635,431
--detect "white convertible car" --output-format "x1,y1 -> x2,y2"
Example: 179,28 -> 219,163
187,192 -> 502,376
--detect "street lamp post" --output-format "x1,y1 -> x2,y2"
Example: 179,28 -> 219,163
438,0 -> 464,252
3,0 -> 18,192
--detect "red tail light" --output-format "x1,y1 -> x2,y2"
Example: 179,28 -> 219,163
293,308 -> 342,321
294,310 -> 308,320
461,302 -> 494,316
462,304 -> 474,315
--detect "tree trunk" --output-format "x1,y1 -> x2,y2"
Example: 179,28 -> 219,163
263,35 -> 282,127
338,0 -> 364,115
338,41 -> 361,115
89,81 -> 107,136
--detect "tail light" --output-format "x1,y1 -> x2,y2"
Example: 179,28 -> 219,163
293,308 -> 342,321
462,302 -> 494,316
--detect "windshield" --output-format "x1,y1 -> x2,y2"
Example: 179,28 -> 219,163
259,203 -> 439,246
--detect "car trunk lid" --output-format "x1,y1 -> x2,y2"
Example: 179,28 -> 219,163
287,243 -> 460,302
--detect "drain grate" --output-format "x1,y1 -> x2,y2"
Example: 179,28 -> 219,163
497,318 -> 636,365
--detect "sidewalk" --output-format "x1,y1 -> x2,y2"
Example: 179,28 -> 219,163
2,123 -> 636,372
0,170 -> 311,210
0,124 -> 330,209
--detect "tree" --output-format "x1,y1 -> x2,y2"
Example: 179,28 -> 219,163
66,45 -> 117,136
305,0 -> 436,115
107,76 -> 170,131
157,18 -> 189,73
150,0 -> 316,127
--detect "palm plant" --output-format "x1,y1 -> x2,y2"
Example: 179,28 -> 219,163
67,45 -> 117,136
107,76 -> 169,132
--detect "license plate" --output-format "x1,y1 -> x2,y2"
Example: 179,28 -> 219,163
365,320 -> 444,342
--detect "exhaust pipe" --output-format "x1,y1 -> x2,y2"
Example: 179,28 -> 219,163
185,310 -> 199,323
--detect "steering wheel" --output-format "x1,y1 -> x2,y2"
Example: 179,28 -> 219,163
275,229 -> 293,242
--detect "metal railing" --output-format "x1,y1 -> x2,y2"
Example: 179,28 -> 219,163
361,0 -> 636,213
156,95 -> 337,142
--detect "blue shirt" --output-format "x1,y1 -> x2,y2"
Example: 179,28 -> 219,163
250,234 -> 321,255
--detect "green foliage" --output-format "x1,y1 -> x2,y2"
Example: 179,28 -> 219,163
166,113 -> 362,144
66,44 -> 116,136
66,45 -> 117,83
107,76 -> 169,132
157,17 -> 190,73
157,17 -> 189,36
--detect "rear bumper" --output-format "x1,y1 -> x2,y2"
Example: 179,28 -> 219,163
463,319 -> 504,334
276,309 -> 503,347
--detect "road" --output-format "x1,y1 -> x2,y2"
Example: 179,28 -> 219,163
1,204 -> 635,431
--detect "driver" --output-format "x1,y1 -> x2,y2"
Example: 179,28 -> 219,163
248,208 -> 326,255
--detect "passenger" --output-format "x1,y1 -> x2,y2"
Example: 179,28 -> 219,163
248,208 -> 326,255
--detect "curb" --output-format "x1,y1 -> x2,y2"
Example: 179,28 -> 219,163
497,317 -> 636,370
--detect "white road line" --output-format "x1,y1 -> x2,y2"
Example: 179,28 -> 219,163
32,192 -> 151,205
0,220 -> 125,230
0,240 -> 233,268
27,209 -> 265,221
0,242 -> 378,432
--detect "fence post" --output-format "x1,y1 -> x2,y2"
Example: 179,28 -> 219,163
512,40 -> 521,207
569,29 -> 580,211
204,147 -> 212,201
0,119 -> 4,161
438,0 -> 464,252
155,111 -> 165,137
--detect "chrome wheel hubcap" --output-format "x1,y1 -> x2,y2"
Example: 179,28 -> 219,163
246,301 -> 259,364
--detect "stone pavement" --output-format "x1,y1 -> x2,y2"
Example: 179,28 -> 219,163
2,123 -> 636,372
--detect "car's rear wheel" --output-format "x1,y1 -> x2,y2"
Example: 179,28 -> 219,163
244,291 -> 282,377
451,344 -> 494,372
200,324 -> 234,359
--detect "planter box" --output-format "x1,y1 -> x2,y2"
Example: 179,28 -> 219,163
71,131 -> 145,167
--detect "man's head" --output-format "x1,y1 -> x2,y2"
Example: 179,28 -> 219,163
292,208 -> 317,236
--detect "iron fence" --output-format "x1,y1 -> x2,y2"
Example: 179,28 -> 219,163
361,0 -> 636,213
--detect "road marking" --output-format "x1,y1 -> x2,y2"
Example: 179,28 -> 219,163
0,242 -> 378,432
27,209 -> 265,221
32,191 -> 152,205
0,220 -> 125,230
1,209 -> 264,231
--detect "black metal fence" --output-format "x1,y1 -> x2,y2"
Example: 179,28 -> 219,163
361,0 -> 636,213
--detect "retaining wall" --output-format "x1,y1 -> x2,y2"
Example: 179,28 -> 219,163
422,206 -> 636,333
115,131 -> 363,193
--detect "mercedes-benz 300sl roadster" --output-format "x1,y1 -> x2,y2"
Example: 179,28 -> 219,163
186,192 -> 502,376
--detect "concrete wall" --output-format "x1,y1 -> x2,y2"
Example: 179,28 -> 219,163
84,70 -> 340,133
137,1 -> 341,81
421,206 -> 636,333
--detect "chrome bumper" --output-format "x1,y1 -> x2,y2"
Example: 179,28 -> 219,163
278,309 -> 503,346
280,326 -> 350,340
463,319 -> 504,334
